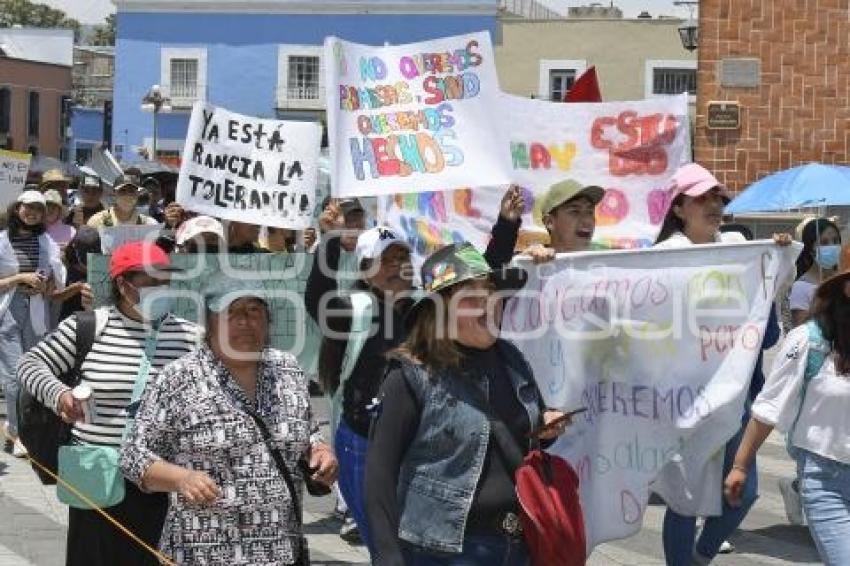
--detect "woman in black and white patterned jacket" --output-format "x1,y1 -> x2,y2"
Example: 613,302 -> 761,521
120,273 -> 338,565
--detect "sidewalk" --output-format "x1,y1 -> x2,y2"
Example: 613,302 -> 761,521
0,394 -> 368,565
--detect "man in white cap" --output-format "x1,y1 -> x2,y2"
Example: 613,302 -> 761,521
174,216 -> 226,253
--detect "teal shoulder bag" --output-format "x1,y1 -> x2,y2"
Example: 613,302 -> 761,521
57,324 -> 161,509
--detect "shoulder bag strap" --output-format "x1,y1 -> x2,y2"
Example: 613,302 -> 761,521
122,324 -> 162,440
788,320 -> 831,453
66,310 -> 97,387
243,407 -> 302,526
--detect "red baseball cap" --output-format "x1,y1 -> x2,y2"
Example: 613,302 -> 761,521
109,241 -> 178,278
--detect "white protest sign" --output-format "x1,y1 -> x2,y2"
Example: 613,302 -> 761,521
502,93 -> 691,248
0,149 -> 32,209
502,242 -> 799,552
379,95 -> 691,261
177,102 -> 321,229
325,31 -> 510,198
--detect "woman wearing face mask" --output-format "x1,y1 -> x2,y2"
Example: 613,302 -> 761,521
366,243 -> 569,566
654,163 -> 792,565
789,218 -> 842,328
0,191 -> 66,457
18,241 -> 201,565
87,174 -> 158,228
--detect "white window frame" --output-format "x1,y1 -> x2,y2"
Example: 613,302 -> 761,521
538,59 -> 587,101
161,47 -> 207,108
645,60 -> 697,102
277,45 -> 324,110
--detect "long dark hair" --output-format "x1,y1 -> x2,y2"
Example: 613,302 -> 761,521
6,202 -> 46,237
812,279 -> 850,375
654,194 -> 686,244
797,218 -> 841,279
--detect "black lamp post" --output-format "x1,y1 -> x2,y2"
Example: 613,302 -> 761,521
673,1 -> 699,51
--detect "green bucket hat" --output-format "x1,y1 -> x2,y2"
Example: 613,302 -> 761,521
407,242 -> 527,324
533,179 -> 606,226
203,272 -> 271,313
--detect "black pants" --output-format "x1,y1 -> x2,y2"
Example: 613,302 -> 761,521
66,482 -> 168,566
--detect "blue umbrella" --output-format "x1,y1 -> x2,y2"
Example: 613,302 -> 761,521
725,163 -> 850,214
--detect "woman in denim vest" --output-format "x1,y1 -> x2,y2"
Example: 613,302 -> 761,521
366,242 -> 570,566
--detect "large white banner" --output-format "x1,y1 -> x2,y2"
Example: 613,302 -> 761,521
176,102 -> 321,229
503,242 -> 800,552
325,32 -> 510,198
379,95 -> 691,262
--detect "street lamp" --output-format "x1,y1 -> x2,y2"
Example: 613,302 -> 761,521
140,84 -> 171,161
673,1 -> 699,51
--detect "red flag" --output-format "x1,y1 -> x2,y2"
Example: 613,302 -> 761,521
564,66 -> 602,103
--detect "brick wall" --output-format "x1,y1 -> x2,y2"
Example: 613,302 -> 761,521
696,0 -> 850,192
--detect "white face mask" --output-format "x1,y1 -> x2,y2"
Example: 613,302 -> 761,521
131,285 -> 174,322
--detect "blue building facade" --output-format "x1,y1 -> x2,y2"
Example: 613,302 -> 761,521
70,107 -> 105,163
113,0 -> 498,163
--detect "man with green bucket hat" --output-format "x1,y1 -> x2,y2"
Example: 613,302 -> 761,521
525,179 -> 606,262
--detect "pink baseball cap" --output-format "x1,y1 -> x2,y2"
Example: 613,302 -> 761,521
669,163 -> 731,201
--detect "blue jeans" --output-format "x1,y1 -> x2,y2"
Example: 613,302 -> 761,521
402,534 -> 529,566
0,292 -> 39,437
662,420 -> 759,565
336,420 -> 373,553
798,449 -> 850,565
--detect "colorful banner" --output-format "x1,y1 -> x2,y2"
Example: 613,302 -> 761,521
0,149 -> 32,210
379,95 -> 691,259
504,93 -> 690,248
503,241 -> 800,552
176,102 -> 321,229
325,31 -> 510,198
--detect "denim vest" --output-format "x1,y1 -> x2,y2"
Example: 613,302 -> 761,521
395,340 -> 543,553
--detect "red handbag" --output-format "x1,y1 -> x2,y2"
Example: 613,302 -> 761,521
515,450 -> 587,566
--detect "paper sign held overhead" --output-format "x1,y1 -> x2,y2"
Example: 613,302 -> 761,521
325,31 -> 511,198
0,149 -> 32,210
176,102 -> 321,229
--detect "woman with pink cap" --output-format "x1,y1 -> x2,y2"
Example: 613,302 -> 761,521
654,163 -> 791,565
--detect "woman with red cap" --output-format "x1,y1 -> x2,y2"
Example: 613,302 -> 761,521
18,241 -> 202,566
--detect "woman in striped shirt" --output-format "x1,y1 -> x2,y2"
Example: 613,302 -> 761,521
0,190 -> 66,457
18,241 -> 201,566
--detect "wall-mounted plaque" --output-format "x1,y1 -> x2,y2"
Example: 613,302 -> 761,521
707,101 -> 741,130
720,58 -> 761,88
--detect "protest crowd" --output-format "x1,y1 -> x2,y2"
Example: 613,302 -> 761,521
2,31 -> 850,566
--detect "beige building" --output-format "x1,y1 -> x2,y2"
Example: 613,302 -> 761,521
495,17 -> 697,104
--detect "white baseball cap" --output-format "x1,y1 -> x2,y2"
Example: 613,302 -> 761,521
175,215 -> 226,246
355,226 -> 410,264
18,190 -> 47,206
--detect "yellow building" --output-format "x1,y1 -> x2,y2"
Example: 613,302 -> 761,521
495,16 -> 697,104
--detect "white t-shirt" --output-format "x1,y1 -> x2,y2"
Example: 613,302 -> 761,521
752,324 -> 850,464
788,279 -> 817,312
653,230 -> 747,249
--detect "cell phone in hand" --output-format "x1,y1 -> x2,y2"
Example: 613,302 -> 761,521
527,407 -> 588,438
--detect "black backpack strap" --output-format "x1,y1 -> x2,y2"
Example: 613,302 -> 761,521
68,310 -> 97,387
244,407 -> 308,565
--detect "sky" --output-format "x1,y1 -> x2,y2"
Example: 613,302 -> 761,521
42,0 -> 696,25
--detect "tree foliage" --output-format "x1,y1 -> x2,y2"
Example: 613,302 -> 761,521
0,0 -> 81,39
90,13 -> 115,46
